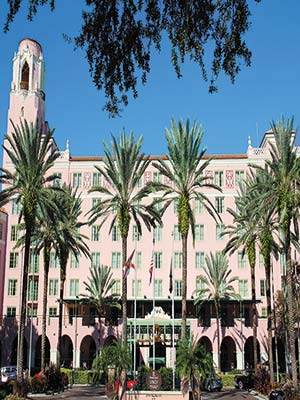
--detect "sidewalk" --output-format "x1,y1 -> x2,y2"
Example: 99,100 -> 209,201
28,385 -> 106,400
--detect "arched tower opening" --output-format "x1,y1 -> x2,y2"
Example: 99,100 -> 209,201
21,62 -> 30,90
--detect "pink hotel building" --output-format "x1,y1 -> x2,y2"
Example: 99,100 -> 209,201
0,38 -> 288,373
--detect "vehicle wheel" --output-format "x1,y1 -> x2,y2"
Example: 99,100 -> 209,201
238,381 -> 244,390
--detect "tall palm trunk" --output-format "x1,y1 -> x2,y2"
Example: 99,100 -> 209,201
57,268 -> 66,369
181,234 -> 188,340
121,236 -> 128,346
249,260 -> 258,373
98,313 -> 102,353
284,233 -> 297,385
215,300 -> 221,374
264,256 -> 274,384
17,226 -> 32,382
41,244 -> 50,373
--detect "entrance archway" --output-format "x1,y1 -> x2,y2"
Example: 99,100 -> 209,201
34,335 -> 50,369
11,336 -> 28,367
244,336 -> 261,369
80,335 -> 96,369
199,336 -> 213,355
61,335 -> 73,368
221,336 -> 237,372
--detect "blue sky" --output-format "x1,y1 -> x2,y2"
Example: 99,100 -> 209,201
0,1 -> 299,156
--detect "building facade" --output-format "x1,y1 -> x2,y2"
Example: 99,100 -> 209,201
0,38 -> 288,372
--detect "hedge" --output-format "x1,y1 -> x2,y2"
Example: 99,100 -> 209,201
219,374 -> 235,387
60,368 -> 94,385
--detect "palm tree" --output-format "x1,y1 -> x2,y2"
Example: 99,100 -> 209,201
151,118 -> 221,339
224,182 -> 259,373
252,117 -> 300,385
82,264 -> 121,352
194,252 -> 239,374
176,338 -> 214,400
89,131 -> 161,345
0,119 -> 59,383
53,186 -> 90,368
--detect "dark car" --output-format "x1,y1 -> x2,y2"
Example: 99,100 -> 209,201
234,370 -> 255,390
201,376 -> 222,392
269,389 -> 285,400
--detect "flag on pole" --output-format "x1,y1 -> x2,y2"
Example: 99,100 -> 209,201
123,249 -> 135,278
169,258 -> 173,294
149,253 -> 154,286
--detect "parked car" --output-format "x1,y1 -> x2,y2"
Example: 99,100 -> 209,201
0,366 -> 17,383
269,389 -> 285,400
234,370 -> 255,390
201,376 -> 222,392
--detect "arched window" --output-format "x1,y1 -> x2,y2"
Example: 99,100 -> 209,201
21,62 -> 29,90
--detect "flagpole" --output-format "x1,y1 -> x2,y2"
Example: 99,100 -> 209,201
171,232 -> 175,390
133,238 -> 137,381
152,238 -> 155,372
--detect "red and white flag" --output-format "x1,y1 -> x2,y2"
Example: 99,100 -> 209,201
123,249 -> 135,279
149,253 -> 154,286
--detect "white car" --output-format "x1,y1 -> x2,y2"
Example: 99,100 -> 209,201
0,366 -> 17,383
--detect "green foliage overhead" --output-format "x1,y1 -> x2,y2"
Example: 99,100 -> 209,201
5,0 -> 262,115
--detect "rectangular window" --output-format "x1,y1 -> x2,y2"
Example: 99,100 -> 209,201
7,307 -> 16,318
216,224 -> 225,240
154,252 -> 162,269
49,307 -> 57,316
214,171 -> 224,187
133,225 -> 141,241
235,170 -> 245,186
53,172 -> 62,187
112,279 -> 121,296
136,252 -> 142,269
132,280 -> 142,297
153,172 -> 162,183
238,279 -> 249,298
70,279 -> 79,296
174,252 -> 182,269
174,198 -> 179,214
28,305 -> 38,317
259,253 -> 264,269
112,252 -> 121,269
28,277 -> 39,301
29,253 -> 39,274
70,254 -> 79,269
195,224 -> 204,240
215,197 -> 224,214
153,197 -> 162,212
238,252 -> 247,268
175,280 -> 182,297
195,252 -> 205,269
261,307 -> 267,318
91,225 -> 100,241
260,280 -> 266,297
12,198 -> 21,215
194,198 -> 204,214
112,225 -> 120,241
91,252 -> 100,268
92,198 -> 100,209
49,279 -> 58,296
153,226 -> 162,242
174,225 -> 181,241
50,252 -> 59,268
196,276 -> 206,292
92,172 -> 101,187
8,279 -> 17,296
154,279 -> 163,297
10,225 -> 19,241
280,253 -> 286,275
72,173 -> 82,188
9,252 -> 18,269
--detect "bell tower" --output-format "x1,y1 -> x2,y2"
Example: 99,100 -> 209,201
6,38 -> 46,136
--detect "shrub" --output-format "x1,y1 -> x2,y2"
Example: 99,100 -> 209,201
30,375 -> 48,393
281,380 -> 300,400
137,365 -> 151,390
45,364 -> 63,392
158,367 -> 173,391
61,368 -> 92,385
219,373 -> 235,387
